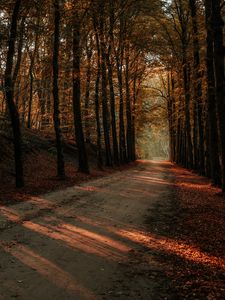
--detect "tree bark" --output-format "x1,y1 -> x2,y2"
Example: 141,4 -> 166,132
93,22 -> 103,168
4,0 -> 24,187
95,57 -> 103,169
52,0 -> 65,178
183,59 -> 193,168
189,0 -> 205,174
106,1 -> 119,165
125,46 -> 133,162
27,15 -> 40,129
12,17 -> 25,85
167,72 -> 173,161
99,8 -> 112,167
116,13 -> 127,163
72,23 -> 89,173
211,0 -> 225,189
84,41 -> 92,143
204,0 -> 221,185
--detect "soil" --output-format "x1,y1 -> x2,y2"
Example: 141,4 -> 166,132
0,161 -> 224,300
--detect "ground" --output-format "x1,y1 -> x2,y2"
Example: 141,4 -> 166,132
0,128 -> 133,202
0,161 -> 224,299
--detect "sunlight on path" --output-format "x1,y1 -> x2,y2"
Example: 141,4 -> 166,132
0,242 -> 96,300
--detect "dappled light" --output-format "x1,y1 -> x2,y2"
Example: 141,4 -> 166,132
22,220 -> 127,261
2,189 -> 225,278
60,223 -> 130,253
0,206 -> 21,223
0,243 -> 96,300
112,228 -> 225,271
77,186 -> 104,192
131,175 -> 171,185
26,196 -> 56,208
0,0 -> 225,298
179,182 -> 212,190
0,158 -> 225,300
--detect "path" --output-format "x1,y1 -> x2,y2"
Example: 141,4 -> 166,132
0,160 -> 175,300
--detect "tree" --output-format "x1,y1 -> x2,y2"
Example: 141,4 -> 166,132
98,2 -> 113,166
204,0 -> 221,185
93,18 -> 103,168
106,0 -> 119,165
188,0 -> 205,174
211,0 -> 225,190
115,2 -> 127,163
52,0 -> 65,178
4,0 -> 24,187
72,19 -> 89,173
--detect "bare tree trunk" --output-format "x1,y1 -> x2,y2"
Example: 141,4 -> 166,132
211,0 -> 225,190
27,15 -> 40,129
99,8 -> 112,167
95,59 -> 103,167
167,72 -> 173,161
107,0 -> 119,165
183,57 -> 193,168
13,17 -> 25,85
72,23 -> 89,173
125,46 -> 133,162
27,62 -> 34,128
131,75 -> 138,161
93,22 -> 103,168
52,0 -> 65,178
116,13 -> 127,163
204,0 -> 221,185
84,41 -> 92,143
4,0 -> 24,187
116,55 -> 127,163
189,0 -> 205,174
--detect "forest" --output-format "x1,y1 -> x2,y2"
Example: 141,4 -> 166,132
0,0 -> 169,189
1,0 -> 225,192
0,0 -> 224,190
0,0 -> 225,299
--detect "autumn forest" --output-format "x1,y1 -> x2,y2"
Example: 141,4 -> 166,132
0,0 -> 225,299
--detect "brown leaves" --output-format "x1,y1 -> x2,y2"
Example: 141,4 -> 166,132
169,164 -> 225,298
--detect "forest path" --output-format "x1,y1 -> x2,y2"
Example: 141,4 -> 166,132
0,160 -> 175,300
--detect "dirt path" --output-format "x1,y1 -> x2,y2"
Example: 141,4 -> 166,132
0,161 -> 176,299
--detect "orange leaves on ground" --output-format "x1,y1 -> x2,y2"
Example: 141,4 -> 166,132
169,165 -> 225,298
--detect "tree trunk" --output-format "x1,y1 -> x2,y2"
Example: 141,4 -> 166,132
27,15 -> 40,129
116,14 -> 127,163
99,9 -> 112,167
175,0 -> 193,168
107,0 -> 119,165
183,59 -> 193,168
4,0 -> 24,187
125,46 -> 133,162
189,0 -> 205,174
27,63 -> 34,129
52,0 -> 65,178
116,54 -> 127,163
167,72 -> 173,161
170,74 -> 176,162
211,0 -> 225,190
12,17 -> 25,85
72,23 -> 89,173
95,56 -> 103,168
84,43 -> 92,143
204,0 -> 221,185
106,52 -> 119,165
131,75 -> 137,161
93,22 -> 103,168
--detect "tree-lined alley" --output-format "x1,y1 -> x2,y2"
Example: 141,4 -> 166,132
0,1 -> 225,299
1,0 -> 225,192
